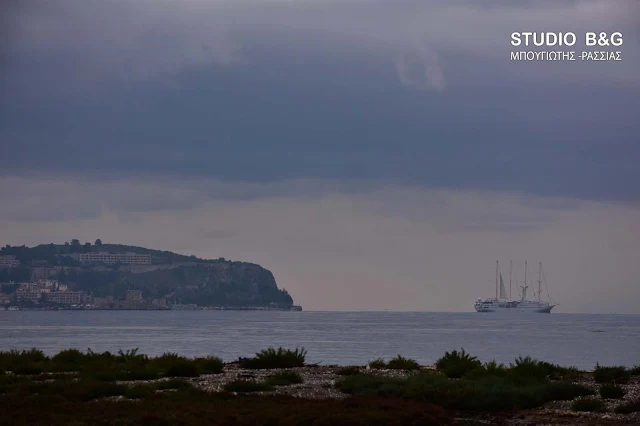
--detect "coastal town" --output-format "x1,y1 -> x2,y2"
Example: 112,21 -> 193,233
0,244 -> 301,311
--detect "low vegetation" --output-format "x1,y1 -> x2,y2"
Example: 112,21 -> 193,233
0,349 -> 48,375
368,358 -> 387,369
599,384 -> 625,399
367,355 -> 421,370
153,379 -> 194,391
615,398 -> 640,414
124,384 -> 155,399
435,349 -> 481,378
0,347 -> 222,382
571,397 -> 607,412
336,366 -> 362,376
242,347 -> 306,369
510,356 -> 579,380
3,346 -> 639,423
337,371 -> 593,411
223,380 -> 274,393
593,364 -> 630,384
265,371 -> 303,386
341,350 -> 596,412
386,355 -> 421,370
194,356 -> 224,374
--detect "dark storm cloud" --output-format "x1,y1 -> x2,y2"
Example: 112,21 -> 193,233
1,0 -> 639,200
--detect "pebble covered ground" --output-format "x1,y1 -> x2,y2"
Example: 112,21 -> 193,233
121,364 -> 640,425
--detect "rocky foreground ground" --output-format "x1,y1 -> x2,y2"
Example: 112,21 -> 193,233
118,363 -> 640,425
3,348 -> 640,425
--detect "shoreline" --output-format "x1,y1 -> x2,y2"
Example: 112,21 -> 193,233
0,305 -> 303,311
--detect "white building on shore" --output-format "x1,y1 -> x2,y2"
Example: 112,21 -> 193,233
70,252 -> 151,265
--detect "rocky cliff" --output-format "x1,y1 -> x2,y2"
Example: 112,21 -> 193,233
0,243 -> 295,308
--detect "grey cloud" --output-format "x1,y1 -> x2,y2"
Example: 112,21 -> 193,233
395,44 -> 445,91
0,174 -> 591,233
1,0 -> 639,202
3,0 -> 638,92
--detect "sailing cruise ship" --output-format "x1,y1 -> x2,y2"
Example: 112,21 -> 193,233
474,261 -> 555,313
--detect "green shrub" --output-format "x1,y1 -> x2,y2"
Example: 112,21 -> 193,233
367,356 -> 420,370
615,398 -> 640,414
542,381 -> 594,401
60,380 -> 127,402
387,355 -> 421,371
86,348 -> 117,363
243,347 -> 306,369
12,363 -> 43,375
599,384 -> 625,399
22,348 -> 47,362
510,357 -> 555,379
336,372 -> 593,412
164,360 -> 199,378
82,349 -> 117,372
194,356 -> 224,374
119,367 -> 159,381
435,349 -> 481,378
484,360 -> 506,373
0,373 -> 31,395
336,366 -> 361,376
154,379 -> 193,391
629,365 -> 640,376
506,356 -> 581,381
125,384 -> 155,399
51,349 -> 86,371
87,370 -> 119,382
151,352 -> 187,370
593,364 -> 629,384
84,364 -> 157,382
337,374 -> 405,398
368,359 -> 387,369
0,348 -> 50,373
116,348 -> 148,365
463,360 -> 509,380
156,352 -> 184,361
265,371 -> 303,386
571,397 -> 606,412
223,380 -> 273,393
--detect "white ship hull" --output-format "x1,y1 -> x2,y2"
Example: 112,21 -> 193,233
474,300 -> 554,313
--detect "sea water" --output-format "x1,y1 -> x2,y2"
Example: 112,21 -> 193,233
1,311 -> 638,369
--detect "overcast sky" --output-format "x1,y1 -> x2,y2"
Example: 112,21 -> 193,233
1,0 -> 639,312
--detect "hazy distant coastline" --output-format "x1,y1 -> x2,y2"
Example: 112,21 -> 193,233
0,241 -> 300,311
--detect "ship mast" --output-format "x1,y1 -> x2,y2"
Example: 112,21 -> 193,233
522,260 -> 528,301
495,260 -> 499,299
509,260 -> 512,301
537,261 -> 542,302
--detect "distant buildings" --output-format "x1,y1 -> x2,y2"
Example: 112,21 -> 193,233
93,292 -> 167,310
126,289 -> 143,302
46,291 -> 87,305
13,281 -> 89,306
0,293 -> 11,305
16,286 -> 49,303
70,252 -> 151,265
0,255 -> 20,268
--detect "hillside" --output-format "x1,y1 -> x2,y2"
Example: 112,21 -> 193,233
0,242 -> 296,309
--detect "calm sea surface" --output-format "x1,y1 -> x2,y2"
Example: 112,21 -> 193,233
0,311 -> 638,369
